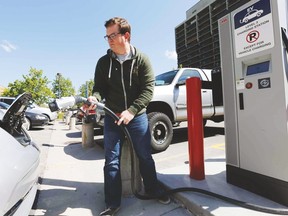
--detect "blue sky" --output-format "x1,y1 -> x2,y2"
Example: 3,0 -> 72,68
0,0 -> 199,92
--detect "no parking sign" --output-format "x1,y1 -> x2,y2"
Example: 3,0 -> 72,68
233,0 -> 274,58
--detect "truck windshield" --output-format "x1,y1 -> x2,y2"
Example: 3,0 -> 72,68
155,70 -> 178,86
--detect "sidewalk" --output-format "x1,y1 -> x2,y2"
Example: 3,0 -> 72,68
155,124 -> 288,216
158,158 -> 288,216
30,120 -> 288,216
30,121 -> 192,216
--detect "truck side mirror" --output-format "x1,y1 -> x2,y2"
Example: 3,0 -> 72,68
175,80 -> 186,87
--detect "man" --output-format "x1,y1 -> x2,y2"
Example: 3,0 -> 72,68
88,17 -> 170,216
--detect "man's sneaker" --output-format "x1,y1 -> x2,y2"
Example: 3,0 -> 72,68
145,189 -> 171,205
158,195 -> 171,205
99,207 -> 120,216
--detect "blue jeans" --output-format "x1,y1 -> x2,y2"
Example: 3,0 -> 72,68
103,112 -> 158,208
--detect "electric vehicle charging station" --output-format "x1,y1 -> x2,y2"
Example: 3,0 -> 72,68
219,0 -> 288,206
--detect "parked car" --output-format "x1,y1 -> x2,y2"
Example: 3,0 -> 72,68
0,101 -> 49,130
0,92 -> 40,216
24,111 -> 49,130
27,103 -> 57,122
0,101 -> 10,109
0,96 -> 14,105
0,96 -> 57,122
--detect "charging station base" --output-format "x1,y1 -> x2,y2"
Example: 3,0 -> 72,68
226,165 -> 288,207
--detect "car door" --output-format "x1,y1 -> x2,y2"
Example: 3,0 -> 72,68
175,69 -> 213,120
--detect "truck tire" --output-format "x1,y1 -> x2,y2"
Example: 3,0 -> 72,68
148,112 -> 173,152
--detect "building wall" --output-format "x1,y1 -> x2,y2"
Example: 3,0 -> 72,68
175,0 -> 251,69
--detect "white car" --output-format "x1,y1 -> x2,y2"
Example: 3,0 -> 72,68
0,96 -> 57,122
27,103 -> 57,122
0,93 -> 40,216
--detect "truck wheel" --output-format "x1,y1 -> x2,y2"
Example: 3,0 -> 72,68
148,112 -> 173,152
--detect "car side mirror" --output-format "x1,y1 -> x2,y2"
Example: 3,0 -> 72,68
176,80 -> 186,87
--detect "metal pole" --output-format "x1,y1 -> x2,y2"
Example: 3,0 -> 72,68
86,81 -> 88,98
57,73 -> 61,99
186,77 -> 205,180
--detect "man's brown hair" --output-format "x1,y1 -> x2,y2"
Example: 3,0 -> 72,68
105,17 -> 131,41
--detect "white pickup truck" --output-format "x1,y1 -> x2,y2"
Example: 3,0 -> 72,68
146,67 -> 224,152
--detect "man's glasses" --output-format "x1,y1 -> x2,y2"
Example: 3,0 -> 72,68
104,32 -> 122,41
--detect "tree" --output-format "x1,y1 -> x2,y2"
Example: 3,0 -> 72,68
52,74 -> 76,98
2,67 -> 55,105
2,79 -> 25,96
78,79 -> 94,98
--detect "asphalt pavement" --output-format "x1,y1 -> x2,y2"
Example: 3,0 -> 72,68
28,120 -> 288,216
28,120 -> 193,216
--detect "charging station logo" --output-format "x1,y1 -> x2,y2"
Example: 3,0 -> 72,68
258,78 -> 271,89
240,8 -> 264,24
234,0 -> 270,29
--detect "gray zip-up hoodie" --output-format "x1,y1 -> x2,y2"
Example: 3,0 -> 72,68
92,45 -> 155,116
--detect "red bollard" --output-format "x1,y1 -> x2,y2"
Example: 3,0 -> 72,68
186,77 -> 205,180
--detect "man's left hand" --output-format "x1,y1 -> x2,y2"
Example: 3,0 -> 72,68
117,110 -> 135,125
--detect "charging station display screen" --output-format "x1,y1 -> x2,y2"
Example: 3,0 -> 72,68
246,61 -> 270,76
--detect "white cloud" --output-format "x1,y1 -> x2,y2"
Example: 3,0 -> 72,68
0,40 -> 17,52
165,50 -> 177,60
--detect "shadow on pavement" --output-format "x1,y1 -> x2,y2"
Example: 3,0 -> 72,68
204,126 -> 225,137
63,142 -> 105,161
158,171 -> 236,214
66,131 -> 82,138
29,127 -> 46,131
32,178 -> 104,216
171,125 -> 224,145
